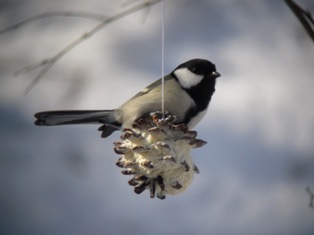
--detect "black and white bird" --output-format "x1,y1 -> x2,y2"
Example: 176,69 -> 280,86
35,58 -> 220,137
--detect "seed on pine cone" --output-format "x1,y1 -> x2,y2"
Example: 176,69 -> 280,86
113,112 -> 206,200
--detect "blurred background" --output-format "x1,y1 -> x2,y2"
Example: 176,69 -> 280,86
1,0 -> 314,234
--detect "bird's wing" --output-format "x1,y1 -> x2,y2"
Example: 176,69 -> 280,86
128,75 -> 173,101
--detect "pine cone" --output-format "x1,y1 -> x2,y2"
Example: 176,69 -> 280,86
113,112 -> 206,200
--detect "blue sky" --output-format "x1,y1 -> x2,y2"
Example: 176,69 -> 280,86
1,0 -> 314,234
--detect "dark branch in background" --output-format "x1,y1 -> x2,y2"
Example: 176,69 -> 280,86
284,0 -> 314,43
0,0 -> 161,94
306,187 -> 314,210
285,1 -> 314,213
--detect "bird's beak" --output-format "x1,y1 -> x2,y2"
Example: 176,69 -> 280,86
210,71 -> 221,78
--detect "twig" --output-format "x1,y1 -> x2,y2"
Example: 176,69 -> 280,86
0,11 -> 108,35
306,187 -> 314,210
121,0 -> 142,8
14,59 -> 51,77
0,0 -> 161,94
284,0 -> 314,43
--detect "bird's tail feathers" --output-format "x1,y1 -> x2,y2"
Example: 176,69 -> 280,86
34,110 -> 118,127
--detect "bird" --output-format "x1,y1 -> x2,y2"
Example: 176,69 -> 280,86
34,58 -> 220,138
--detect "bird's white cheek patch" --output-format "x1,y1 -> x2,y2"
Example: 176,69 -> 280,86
174,68 -> 204,89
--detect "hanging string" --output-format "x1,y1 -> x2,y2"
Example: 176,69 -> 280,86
161,0 -> 165,116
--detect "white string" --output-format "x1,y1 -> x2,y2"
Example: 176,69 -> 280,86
161,0 -> 165,116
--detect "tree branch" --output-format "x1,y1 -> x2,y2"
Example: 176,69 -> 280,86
306,187 -> 314,210
0,11 -> 108,35
0,0 -> 161,94
284,0 -> 314,43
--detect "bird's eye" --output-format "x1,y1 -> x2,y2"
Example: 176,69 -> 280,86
191,67 -> 196,72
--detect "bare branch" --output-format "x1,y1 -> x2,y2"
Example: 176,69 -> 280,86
306,187 -> 314,210
284,0 -> 314,43
14,59 -> 51,77
121,0 -> 143,8
1,0 -> 161,94
0,11 -> 108,35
